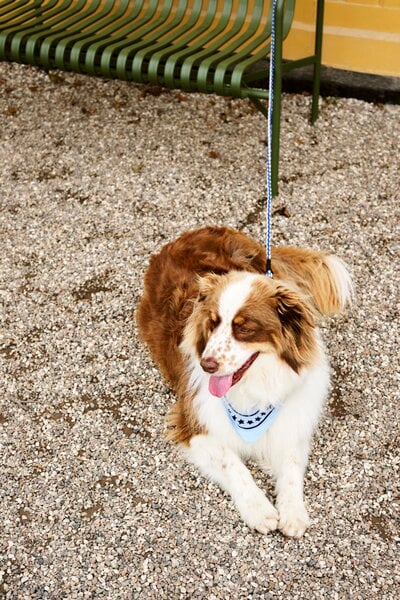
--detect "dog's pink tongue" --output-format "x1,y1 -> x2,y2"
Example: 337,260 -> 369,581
209,373 -> 233,398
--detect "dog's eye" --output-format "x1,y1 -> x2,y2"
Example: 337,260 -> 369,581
232,319 -> 259,340
235,325 -> 254,335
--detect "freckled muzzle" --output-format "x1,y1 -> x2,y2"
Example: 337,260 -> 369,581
206,352 -> 260,397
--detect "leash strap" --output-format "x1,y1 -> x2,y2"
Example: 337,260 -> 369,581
266,0 -> 277,278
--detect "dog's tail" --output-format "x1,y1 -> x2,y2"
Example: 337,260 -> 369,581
271,247 -> 354,316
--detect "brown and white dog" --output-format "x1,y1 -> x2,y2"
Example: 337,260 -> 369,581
137,226 -> 353,537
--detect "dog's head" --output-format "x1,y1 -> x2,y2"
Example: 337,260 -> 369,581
182,271 -> 317,395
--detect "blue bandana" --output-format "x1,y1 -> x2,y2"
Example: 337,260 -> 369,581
222,396 -> 281,444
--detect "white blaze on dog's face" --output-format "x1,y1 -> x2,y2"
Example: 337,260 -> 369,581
201,273 -> 258,375
183,271 -> 317,398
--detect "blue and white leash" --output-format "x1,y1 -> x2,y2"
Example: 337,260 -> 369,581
266,0 -> 278,279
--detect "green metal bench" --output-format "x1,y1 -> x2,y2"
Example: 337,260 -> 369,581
0,0 -> 325,195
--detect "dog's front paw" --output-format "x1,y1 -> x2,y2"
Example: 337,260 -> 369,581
238,492 -> 279,535
278,504 -> 310,538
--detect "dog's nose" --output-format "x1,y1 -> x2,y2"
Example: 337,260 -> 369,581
200,356 -> 219,373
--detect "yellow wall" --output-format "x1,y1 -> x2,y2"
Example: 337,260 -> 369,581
283,0 -> 400,77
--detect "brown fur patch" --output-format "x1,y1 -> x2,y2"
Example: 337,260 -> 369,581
165,375 -> 205,445
235,278 -> 317,372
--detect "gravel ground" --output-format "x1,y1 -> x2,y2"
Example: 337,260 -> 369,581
0,62 -> 399,599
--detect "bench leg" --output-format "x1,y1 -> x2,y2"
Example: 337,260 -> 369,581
311,0 -> 325,123
271,2 -> 283,199
249,91 -> 279,198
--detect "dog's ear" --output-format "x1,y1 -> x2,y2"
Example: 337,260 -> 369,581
197,273 -> 221,301
273,287 -> 316,372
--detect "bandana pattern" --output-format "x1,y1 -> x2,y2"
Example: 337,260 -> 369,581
222,396 -> 281,444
